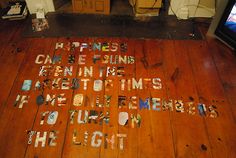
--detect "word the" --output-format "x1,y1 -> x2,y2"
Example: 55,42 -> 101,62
27,130 -> 58,147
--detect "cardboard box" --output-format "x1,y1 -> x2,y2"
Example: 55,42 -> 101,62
72,0 -> 110,14
136,0 -> 162,9
135,7 -> 160,17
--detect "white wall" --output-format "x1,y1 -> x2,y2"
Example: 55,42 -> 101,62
26,0 -> 55,14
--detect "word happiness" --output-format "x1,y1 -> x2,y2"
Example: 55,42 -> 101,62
55,42 -> 128,52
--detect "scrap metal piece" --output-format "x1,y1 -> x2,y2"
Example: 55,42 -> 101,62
93,80 -> 103,92
73,94 -> 83,106
105,134 -> 115,149
120,43 -> 128,53
69,110 -> 77,124
72,129 -> 82,145
208,105 -> 218,118
14,94 -> 20,107
58,93 -> 67,106
152,98 -> 161,111
118,96 -> 126,108
128,96 -> 137,109
35,81 -> 41,90
54,66 -> 63,77
117,134 -> 127,150
139,97 -> 150,110
93,54 -> 101,64
71,78 -> 79,90
55,43 -> 64,50
104,95 -> 111,107
68,54 -> 75,64
40,111 -> 50,125
35,132 -> 47,147
198,103 -> 207,116
118,112 -> 128,126
186,102 -> 196,115
27,130 -> 36,145
96,96 -> 102,107
88,110 -> 99,124
175,100 -> 184,112
15,95 -> 29,108
48,131 -> 58,146
84,131 -> 89,146
91,131 -> 103,147
77,110 -> 88,124
162,99 -> 173,111
52,55 -> 62,64
36,95 -> 44,106
47,111 -> 58,125
64,66 -> 73,76
131,114 -> 141,128
22,80 -> 32,91
105,80 -> 113,91
45,94 -> 56,106
61,78 -> 70,90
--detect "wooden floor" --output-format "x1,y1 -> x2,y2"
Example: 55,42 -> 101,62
0,20 -> 236,158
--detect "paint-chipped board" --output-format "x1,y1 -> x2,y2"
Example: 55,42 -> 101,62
206,38 -> 236,122
61,38 -> 105,158
0,22 -> 30,106
161,40 -> 213,158
116,39 -> 138,158
143,39 -> 175,158
23,37 -> 77,158
0,21 -> 25,56
131,39 -> 171,158
0,21 -> 14,45
186,40 -> 236,158
0,37 -> 31,115
0,38 -> 57,158
98,38 -> 121,158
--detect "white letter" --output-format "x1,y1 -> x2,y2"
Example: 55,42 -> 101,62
35,132 -> 47,147
91,131 -> 103,147
35,54 -> 45,64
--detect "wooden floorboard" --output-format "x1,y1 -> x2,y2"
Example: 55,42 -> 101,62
162,40 -> 212,158
186,41 -> 236,157
0,38 -> 57,158
0,22 -> 235,158
207,38 -> 236,122
0,21 -> 30,114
